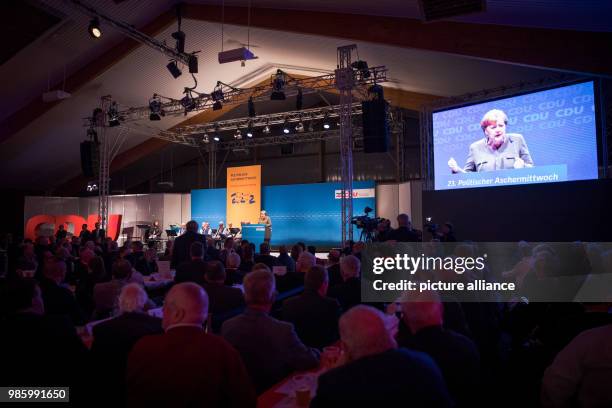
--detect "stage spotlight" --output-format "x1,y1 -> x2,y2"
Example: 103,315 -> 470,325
213,100 -> 223,111
246,130 -> 253,138
283,119 -> 290,134
323,112 -> 330,130
296,88 -> 303,110
234,129 -> 242,139
88,18 -> 102,39
351,60 -> 370,79
295,121 -> 304,133
171,30 -> 186,53
246,120 -> 254,138
211,83 -> 224,101
213,135 -> 220,142
307,119 -> 314,133
203,135 -> 210,143
149,95 -> 164,121
180,92 -> 196,114
263,122 -> 271,134
108,101 -> 120,127
166,60 -> 182,79
270,69 -> 287,100
248,96 -> 256,117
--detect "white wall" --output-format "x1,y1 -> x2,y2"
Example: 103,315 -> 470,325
375,181 -> 423,230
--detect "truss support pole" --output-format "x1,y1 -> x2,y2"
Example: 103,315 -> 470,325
336,45 -> 357,245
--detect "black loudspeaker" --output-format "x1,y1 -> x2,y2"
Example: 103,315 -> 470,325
80,141 -> 100,178
362,99 -> 389,153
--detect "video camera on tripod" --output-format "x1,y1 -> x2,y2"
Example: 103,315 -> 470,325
351,207 -> 382,242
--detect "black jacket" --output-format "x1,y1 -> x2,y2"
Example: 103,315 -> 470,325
282,289 -> 341,349
171,231 -> 207,268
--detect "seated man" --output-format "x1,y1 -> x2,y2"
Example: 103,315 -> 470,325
0,279 -> 88,401
328,255 -> 361,311
91,284 -> 163,406
254,242 -> 278,271
92,259 -> 133,319
39,258 -> 86,325
311,305 -> 452,407
221,270 -> 320,394
175,242 -> 207,286
202,260 -> 245,316
126,283 -> 255,407
400,290 -> 482,407
541,324 -> 612,407
282,265 -> 341,349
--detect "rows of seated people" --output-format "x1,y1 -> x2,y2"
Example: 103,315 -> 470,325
1,217 -> 611,407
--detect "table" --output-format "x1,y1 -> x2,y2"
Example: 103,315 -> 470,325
257,367 -> 324,408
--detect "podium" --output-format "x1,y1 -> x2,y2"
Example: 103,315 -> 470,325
241,224 -> 266,248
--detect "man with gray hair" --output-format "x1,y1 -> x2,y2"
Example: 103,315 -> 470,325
222,270 -> 319,393
328,254 -> 362,311
311,305 -> 452,407
127,283 -> 255,406
91,283 -> 163,406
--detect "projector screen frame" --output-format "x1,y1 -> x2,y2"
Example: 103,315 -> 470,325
420,76 -> 606,191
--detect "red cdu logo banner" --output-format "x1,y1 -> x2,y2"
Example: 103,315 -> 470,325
25,214 -> 122,241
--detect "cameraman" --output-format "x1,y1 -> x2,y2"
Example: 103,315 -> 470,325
387,214 -> 420,242
374,219 -> 392,242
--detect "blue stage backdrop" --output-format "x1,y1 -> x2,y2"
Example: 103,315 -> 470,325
191,181 -> 376,247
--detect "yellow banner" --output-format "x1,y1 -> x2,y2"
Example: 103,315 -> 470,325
227,165 -> 261,228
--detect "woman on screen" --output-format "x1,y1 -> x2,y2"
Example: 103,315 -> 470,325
448,109 -> 534,173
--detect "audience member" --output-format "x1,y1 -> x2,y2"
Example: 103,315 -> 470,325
400,290 -> 482,407
296,250 -> 316,273
326,249 -> 342,286
39,258 -> 86,325
276,245 -> 295,273
541,324 -> 612,407
134,247 -> 158,276
93,259 -> 133,319
328,255 -> 361,311
387,214 -> 420,242
91,284 -> 163,406
174,241 -> 207,286
254,242 -> 278,270
203,260 -> 245,315
282,265 -> 341,349
126,283 -> 255,406
222,270 -> 320,393
171,220 -> 206,268
311,305 -> 452,407
0,279 -> 88,401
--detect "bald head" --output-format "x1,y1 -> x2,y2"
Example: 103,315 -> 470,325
400,290 -> 443,334
162,283 -> 209,330
118,283 -> 148,313
339,305 -> 396,361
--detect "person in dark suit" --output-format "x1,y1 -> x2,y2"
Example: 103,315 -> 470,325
202,260 -> 245,315
39,258 -> 86,325
126,283 -> 255,407
311,305 -> 452,408
254,242 -> 278,271
222,270 -> 320,394
400,291 -> 482,408
326,249 -> 343,287
91,283 -> 163,407
175,242 -> 207,286
282,265 -> 341,349
78,223 -> 91,242
171,220 -> 206,269
328,255 -> 361,311
0,279 -> 89,402
387,213 -> 420,242
91,222 -> 105,241
55,224 -> 68,242
276,245 -> 295,273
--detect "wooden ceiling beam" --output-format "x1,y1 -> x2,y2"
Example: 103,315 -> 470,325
183,4 -> 612,78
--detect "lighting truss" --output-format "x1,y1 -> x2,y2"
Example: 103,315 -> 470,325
87,66 -> 388,125
66,0 -> 196,70
125,104 -> 403,149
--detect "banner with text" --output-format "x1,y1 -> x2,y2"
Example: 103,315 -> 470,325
227,165 -> 261,228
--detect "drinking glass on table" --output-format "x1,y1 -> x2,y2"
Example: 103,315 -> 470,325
321,346 -> 341,369
292,374 -> 311,407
